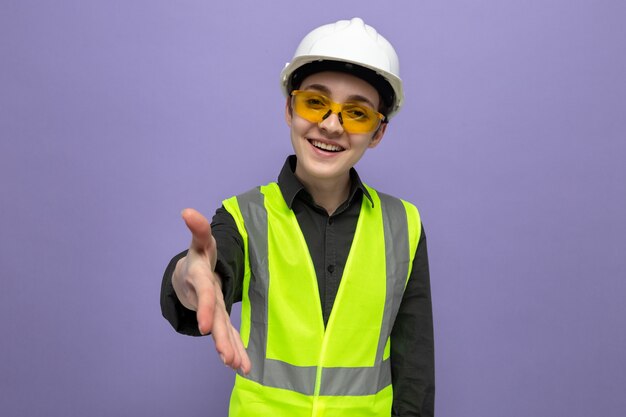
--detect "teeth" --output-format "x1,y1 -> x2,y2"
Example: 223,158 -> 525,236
311,140 -> 343,152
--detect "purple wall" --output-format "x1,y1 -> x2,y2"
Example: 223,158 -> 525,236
2,1 -> 625,416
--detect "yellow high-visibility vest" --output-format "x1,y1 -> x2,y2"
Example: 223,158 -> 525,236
223,182 -> 420,417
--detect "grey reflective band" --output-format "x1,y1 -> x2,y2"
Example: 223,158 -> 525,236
319,358 -> 392,396
235,185 -> 412,397
235,188 -> 269,387
264,358 -> 317,395
376,191 -> 411,364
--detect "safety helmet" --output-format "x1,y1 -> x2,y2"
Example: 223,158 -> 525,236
280,17 -> 403,119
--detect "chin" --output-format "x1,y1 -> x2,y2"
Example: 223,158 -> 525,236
299,156 -> 353,181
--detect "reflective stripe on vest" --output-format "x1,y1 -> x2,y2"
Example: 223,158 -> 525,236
223,182 -> 420,410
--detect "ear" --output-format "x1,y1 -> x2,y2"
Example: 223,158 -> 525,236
368,122 -> 387,149
285,97 -> 293,127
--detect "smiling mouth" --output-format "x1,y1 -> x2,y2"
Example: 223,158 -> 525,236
309,139 -> 345,153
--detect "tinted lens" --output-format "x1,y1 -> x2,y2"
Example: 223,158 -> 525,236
341,104 -> 380,133
292,91 -> 330,123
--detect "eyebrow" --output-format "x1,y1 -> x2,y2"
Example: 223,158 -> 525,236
302,83 -> 378,109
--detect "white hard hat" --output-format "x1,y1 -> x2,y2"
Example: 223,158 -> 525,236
280,17 -> 403,119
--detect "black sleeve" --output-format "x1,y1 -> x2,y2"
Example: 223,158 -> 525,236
159,205 -> 245,336
390,225 -> 435,417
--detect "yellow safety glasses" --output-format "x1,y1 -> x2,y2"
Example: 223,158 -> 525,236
291,90 -> 385,134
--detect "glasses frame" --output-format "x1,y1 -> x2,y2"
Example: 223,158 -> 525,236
290,90 -> 386,134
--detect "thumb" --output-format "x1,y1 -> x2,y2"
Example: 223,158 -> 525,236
181,208 -> 212,252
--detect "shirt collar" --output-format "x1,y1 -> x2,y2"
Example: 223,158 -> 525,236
277,155 -> 374,209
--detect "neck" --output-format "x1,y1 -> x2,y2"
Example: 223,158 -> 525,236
296,171 -> 351,216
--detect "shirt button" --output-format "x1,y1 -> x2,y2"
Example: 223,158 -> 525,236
327,265 -> 335,273
328,217 -> 334,225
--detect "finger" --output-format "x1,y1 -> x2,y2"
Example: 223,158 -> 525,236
181,208 -> 213,252
231,326 -> 251,375
225,321 -> 243,371
195,277 -> 216,335
226,326 -> 242,371
211,304 -> 237,366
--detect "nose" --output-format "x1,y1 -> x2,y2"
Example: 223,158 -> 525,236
318,110 -> 345,136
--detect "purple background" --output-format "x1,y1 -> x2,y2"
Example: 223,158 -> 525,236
2,1 -> 625,416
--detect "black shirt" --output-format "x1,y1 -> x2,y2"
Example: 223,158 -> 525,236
161,155 -> 435,417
